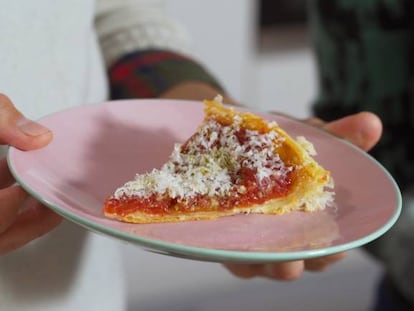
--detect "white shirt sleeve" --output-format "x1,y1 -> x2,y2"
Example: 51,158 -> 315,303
95,0 -> 192,67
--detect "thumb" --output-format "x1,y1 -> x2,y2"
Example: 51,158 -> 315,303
323,112 -> 382,151
0,94 -> 53,150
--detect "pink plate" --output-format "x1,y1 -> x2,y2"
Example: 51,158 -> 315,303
7,99 -> 401,263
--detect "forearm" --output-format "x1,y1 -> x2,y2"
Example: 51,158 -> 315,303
108,49 -> 234,103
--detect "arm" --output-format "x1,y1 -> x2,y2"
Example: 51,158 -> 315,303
94,0 -> 383,281
95,0 -> 230,102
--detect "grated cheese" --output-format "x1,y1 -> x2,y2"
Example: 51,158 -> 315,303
114,118 -> 293,200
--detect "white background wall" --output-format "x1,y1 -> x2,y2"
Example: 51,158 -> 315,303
122,1 -> 383,310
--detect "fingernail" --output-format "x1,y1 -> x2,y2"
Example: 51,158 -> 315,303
17,118 -> 51,136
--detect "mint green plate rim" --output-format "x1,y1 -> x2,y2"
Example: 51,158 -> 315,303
7,138 -> 402,264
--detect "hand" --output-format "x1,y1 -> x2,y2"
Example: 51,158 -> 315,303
159,84 -> 383,279
224,112 -> 383,280
0,94 -> 62,256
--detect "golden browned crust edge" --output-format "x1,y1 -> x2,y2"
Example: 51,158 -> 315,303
104,99 -> 334,224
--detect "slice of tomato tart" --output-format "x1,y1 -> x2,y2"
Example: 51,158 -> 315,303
103,96 -> 334,224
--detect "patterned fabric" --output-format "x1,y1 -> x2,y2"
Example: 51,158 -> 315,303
308,0 -> 414,191
108,49 -> 224,99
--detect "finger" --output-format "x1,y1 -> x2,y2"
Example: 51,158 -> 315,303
262,261 -> 304,281
0,93 -> 53,150
323,112 -> 382,151
225,261 -> 305,281
0,200 -> 62,256
0,158 -> 15,188
304,252 -> 347,272
0,185 -> 29,233
224,263 -> 261,279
